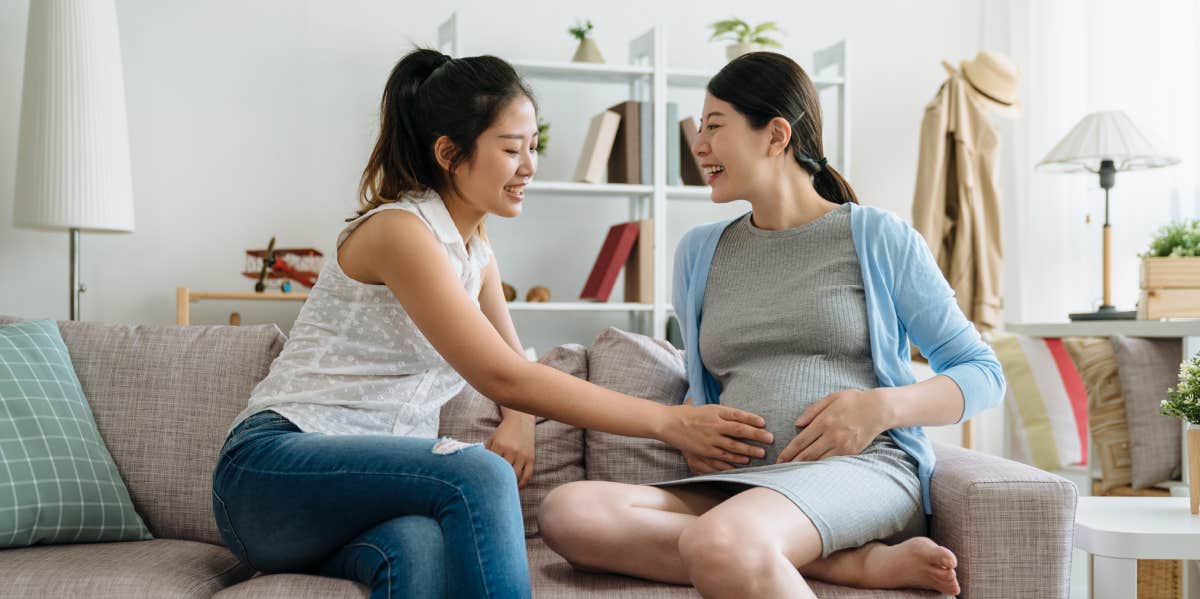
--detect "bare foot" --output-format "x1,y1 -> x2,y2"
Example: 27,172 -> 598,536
859,537 -> 960,596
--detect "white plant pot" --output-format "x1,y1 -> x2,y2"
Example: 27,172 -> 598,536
1189,422 -> 1200,515
725,42 -> 764,61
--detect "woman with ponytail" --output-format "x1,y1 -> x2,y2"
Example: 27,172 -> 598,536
539,52 -> 1005,598
211,48 -> 773,599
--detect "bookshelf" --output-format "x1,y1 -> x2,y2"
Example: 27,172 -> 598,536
436,13 -> 849,340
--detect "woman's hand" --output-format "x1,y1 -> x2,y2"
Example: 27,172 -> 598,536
776,388 -> 891,463
486,413 -> 536,488
657,401 -> 773,465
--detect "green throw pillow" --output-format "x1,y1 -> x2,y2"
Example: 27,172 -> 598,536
0,319 -> 151,546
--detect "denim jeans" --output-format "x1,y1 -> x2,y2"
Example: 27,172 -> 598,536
211,410 -> 530,599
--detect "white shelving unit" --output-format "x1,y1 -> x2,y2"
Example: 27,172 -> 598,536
437,13 -> 849,340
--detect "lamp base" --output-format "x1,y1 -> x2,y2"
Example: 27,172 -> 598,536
1069,305 -> 1137,321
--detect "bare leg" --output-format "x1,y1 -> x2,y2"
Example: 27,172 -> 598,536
538,480 -> 733,584
676,488 -> 822,599
540,481 -> 960,595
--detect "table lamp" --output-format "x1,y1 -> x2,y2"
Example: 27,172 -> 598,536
1036,111 -> 1178,320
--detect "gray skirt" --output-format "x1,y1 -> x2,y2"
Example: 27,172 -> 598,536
651,434 -> 925,559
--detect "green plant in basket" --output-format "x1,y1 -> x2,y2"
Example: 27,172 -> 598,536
1142,219 -> 1200,258
1162,355 -> 1200,425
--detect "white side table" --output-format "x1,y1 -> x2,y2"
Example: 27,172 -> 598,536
1075,496 -> 1200,599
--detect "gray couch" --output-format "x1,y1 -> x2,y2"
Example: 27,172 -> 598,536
0,317 -> 1078,598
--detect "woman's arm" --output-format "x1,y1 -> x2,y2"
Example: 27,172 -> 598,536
890,225 -> 1005,424
355,209 -> 773,462
477,252 -> 536,487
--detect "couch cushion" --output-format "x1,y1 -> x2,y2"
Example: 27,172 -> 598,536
0,316 -> 286,546
439,344 -> 588,536
0,538 -> 252,598
0,319 -> 151,546
1110,335 -> 1183,488
584,328 -> 691,484
527,537 -> 943,598
214,573 -> 368,598
1063,337 -> 1133,492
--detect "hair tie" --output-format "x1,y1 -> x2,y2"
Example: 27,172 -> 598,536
799,154 -> 828,174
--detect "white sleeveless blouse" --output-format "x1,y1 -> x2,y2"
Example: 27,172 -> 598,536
228,191 -> 492,438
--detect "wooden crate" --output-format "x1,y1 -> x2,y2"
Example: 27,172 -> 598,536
1138,288 -> 1200,320
1139,258 -> 1200,320
1141,257 -> 1200,288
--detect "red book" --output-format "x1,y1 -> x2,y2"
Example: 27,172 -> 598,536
580,222 -> 641,302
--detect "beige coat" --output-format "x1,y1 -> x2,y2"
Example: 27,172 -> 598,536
912,73 -> 1004,333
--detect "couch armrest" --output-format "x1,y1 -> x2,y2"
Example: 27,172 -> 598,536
929,441 -> 1078,599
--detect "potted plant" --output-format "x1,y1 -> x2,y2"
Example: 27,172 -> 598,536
707,18 -> 784,61
537,119 -> 550,156
569,20 -> 603,64
1161,353 -> 1200,514
1138,219 -> 1200,319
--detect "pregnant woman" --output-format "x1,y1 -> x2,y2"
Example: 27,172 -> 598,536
538,52 -> 1005,598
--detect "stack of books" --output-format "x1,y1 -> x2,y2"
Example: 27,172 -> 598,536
573,102 -> 708,187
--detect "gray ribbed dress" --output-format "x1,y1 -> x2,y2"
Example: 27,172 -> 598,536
653,204 -> 925,558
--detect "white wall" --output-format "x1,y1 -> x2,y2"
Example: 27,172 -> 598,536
2,0 -> 987,346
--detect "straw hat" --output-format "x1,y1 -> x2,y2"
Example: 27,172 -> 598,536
942,51 -> 1021,118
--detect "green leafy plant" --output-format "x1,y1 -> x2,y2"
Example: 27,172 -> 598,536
568,20 -> 594,42
1143,219 -> 1200,258
537,119 -> 550,156
1162,355 -> 1200,425
707,18 -> 784,47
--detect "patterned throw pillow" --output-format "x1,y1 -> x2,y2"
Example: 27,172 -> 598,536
987,333 -> 1088,471
438,344 -> 588,537
1062,337 -> 1133,493
0,320 -> 151,547
1109,335 -> 1183,489
584,328 -> 691,484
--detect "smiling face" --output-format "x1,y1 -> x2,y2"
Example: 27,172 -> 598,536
442,95 -> 539,218
691,93 -> 778,204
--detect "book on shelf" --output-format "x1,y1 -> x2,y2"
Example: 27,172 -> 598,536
624,218 -> 654,304
574,110 -> 622,184
606,100 -> 640,184
679,116 -> 706,186
580,221 -> 641,302
639,101 -> 652,185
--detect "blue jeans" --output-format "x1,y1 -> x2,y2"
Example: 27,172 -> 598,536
211,410 -> 530,599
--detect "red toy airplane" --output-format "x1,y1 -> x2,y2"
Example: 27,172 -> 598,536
243,237 -> 322,292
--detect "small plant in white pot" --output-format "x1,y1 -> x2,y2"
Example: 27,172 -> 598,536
569,20 -> 603,64
708,18 -> 784,61
1162,354 -> 1200,514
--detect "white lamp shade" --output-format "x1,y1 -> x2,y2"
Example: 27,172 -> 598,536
1037,110 -> 1180,174
13,0 -> 135,233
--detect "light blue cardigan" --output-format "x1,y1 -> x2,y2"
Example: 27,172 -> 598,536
672,202 -> 1006,513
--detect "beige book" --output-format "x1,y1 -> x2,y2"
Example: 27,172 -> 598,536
624,219 -> 654,303
574,110 -> 621,184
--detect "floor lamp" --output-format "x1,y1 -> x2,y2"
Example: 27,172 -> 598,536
13,0 -> 136,321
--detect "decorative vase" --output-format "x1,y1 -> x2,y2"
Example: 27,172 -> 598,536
1189,423 -> 1200,515
572,38 -> 604,64
725,42 -> 763,61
